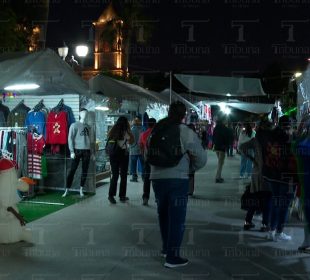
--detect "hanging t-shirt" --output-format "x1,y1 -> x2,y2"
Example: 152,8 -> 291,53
25,111 -> 46,138
27,133 -> 45,155
27,133 -> 45,180
8,111 -> 28,127
46,111 -> 68,144
0,111 -> 6,127
0,103 -> 10,122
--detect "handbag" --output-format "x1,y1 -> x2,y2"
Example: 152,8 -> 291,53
105,138 -> 118,157
105,138 -> 127,157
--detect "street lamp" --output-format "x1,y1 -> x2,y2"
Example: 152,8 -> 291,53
75,45 -> 89,68
58,46 -> 68,60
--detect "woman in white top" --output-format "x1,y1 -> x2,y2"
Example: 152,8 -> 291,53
107,116 -> 134,204
238,123 -> 256,179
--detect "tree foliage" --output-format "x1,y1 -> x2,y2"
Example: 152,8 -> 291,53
0,7 -> 29,53
0,2 -> 48,53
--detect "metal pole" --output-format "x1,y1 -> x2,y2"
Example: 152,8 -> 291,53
169,71 -> 172,104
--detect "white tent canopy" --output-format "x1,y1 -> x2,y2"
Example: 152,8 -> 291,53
160,88 -> 200,113
206,100 -> 274,114
0,48 -> 91,97
175,74 -> 266,97
89,75 -> 168,105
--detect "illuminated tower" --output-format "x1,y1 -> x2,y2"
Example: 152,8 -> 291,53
92,3 -> 128,77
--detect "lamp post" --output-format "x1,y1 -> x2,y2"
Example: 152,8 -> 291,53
75,45 -> 89,68
58,46 -> 69,60
165,71 -> 173,104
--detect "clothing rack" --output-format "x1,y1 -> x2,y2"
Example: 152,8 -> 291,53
0,127 -> 27,130
0,127 -> 28,179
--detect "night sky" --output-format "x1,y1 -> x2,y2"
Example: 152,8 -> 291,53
46,0 -> 310,78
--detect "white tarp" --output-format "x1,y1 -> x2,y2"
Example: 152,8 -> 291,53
206,100 -> 274,114
0,48 -> 91,97
175,74 -> 266,97
89,75 -> 169,105
160,88 -> 200,113
297,66 -> 310,122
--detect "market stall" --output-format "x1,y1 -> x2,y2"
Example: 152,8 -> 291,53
174,74 -> 267,97
0,49 -> 96,195
89,74 -> 171,182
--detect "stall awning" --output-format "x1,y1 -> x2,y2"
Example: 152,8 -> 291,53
207,100 -> 274,114
175,74 -> 266,97
0,49 -> 91,97
160,89 -> 200,113
89,75 -> 169,104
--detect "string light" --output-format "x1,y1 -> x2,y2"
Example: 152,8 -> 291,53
2,92 -> 19,102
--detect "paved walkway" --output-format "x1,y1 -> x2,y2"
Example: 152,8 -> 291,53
0,151 -> 309,280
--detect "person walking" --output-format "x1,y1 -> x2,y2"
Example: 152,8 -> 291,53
239,120 -> 272,231
138,118 -> 156,206
150,101 -> 207,268
107,116 -> 134,204
212,117 -> 229,183
238,123 -> 256,179
129,117 -> 143,182
260,116 -> 298,241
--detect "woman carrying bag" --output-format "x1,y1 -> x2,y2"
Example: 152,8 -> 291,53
106,116 -> 134,204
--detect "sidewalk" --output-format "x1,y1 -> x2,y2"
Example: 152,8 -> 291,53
0,151 -> 309,280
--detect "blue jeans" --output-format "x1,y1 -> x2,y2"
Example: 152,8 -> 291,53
240,152 -> 253,177
267,180 -> 295,232
152,179 -> 189,261
130,155 -> 143,179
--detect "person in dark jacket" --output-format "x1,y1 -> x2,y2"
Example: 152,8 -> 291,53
212,118 -> 229,183
260,115 -> 298,241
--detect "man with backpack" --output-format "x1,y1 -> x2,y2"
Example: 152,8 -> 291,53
146,101 -> 207,268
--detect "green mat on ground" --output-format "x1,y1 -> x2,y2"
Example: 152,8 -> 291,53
17,191 -> 94,223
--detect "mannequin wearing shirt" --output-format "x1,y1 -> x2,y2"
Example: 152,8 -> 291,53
62,109 -> 93,197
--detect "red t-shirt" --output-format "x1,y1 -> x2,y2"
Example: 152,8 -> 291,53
27,133 -> 45,155
46,111 -> 68,144
138,128 -> 153,152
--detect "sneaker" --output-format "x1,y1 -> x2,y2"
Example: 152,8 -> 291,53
120,196 -> 129,202
215,178 -> 224,183
164,257 -> 189,268
130,178 -> 138,182
160,250 -> 167,258
142,198 -> 148,206
266,230 -> 277,241
243,222 -> 255,230
108,196 -> 116,204
276,232 -> 292,241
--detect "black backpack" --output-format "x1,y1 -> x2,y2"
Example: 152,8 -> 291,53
146,118 -> 184,167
